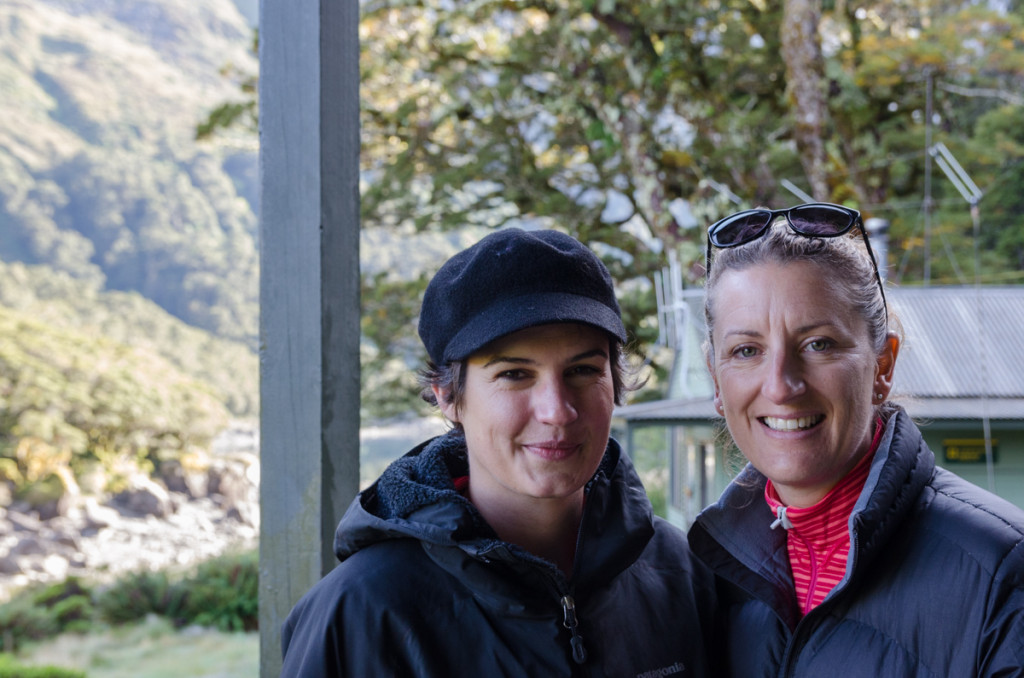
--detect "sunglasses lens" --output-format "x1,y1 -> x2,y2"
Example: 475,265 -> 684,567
789,205 -> 855,236
709,211 -> 772,247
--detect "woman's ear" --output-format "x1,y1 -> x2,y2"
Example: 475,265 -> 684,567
432,385 -> 460,424
874,332 -> 900,399
707,355 -> 725,416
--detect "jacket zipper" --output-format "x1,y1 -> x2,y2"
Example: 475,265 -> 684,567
780,524 -> 863,676
557,475 -> 600,667
560,594 -> 587,664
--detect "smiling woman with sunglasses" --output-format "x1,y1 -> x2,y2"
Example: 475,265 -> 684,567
690,205 -> 1024,677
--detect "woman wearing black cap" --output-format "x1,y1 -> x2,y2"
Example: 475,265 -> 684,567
280,229 -> 717,677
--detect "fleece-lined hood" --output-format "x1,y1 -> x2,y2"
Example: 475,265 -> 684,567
333,432 -> 654,598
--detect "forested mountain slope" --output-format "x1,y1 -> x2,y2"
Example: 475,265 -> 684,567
0,0 -> 261,507
0,0 -> 258,343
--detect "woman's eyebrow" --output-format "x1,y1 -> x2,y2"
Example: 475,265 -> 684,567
482,348 -> 608,369
482,355 -> 532,368
722,322 -> 839,340
571,348 -> 609,362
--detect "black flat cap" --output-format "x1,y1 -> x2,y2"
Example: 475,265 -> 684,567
418,228 -> 626,364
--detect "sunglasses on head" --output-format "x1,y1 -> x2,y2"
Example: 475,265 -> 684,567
705,202 -> 888,316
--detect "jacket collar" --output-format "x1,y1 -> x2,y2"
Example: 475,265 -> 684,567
333,433 -> 655,604
848,407 -> 935,563
689,406 -> 935,623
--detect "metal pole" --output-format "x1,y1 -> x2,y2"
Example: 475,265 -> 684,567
923,69 -> 934,285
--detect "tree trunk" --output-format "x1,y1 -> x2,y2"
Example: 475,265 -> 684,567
781,0 -> 830,201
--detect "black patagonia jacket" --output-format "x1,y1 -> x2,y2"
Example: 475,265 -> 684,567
689,406 -> 1024,678
281,433 -> 717,677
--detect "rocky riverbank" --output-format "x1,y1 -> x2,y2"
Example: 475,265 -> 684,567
0,427 -> 260,603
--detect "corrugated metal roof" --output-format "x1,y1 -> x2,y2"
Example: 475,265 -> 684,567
896,397 -> 1024,420
890,287 -> 1024,398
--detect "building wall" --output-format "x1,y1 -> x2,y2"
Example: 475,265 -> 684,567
917,420 -> 1024,511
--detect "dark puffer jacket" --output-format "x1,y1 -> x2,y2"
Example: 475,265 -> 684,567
281,433 -> 717,677
689,406 -> 1024,677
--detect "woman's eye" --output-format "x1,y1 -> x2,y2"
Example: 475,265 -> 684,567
807,339 -> 831,352
567,364 -> 602,377
497,369 -> 529,381
733,346 -> 758,359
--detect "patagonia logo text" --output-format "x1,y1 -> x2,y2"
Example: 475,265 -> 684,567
637,662 -> 686,678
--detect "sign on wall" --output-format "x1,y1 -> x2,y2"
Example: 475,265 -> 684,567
943,438 -> 998,464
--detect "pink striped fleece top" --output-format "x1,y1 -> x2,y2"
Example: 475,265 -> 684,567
764,420 -> 884,616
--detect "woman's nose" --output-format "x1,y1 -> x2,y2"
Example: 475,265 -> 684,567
533,377 -> 578,425
762,352 -> 806,403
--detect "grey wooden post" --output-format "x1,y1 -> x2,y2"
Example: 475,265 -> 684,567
258,0 -> 361,675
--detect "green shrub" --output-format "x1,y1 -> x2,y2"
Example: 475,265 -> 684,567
32,579 -> 94,631
0,549 -> 258,653
95,570 -> 179,625
94,551 -> 258,631
49,596 -> 92,634
178,551 -> 258,632
0,578 -> 98,651
0,654 -> 86,678
0,599 -> 58,652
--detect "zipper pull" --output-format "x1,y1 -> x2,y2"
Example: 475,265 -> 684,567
560,595 -> 587,664
770,505 -> 793,530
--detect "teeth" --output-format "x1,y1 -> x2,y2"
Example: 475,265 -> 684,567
763,415 -> 822,431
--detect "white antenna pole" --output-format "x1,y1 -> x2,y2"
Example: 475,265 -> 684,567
929,141 -> 993,491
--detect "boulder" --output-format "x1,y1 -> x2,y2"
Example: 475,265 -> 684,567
6,511 -> 42,533
110,476 -> 174,518
15,475 -> 73,521
207,456 -> 259,528
80,497 -> 120,533
159,458 -> 210,500
10,536 -> 48,557
0,555 -> 22,575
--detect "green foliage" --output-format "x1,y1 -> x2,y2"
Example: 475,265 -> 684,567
360,272 -> 433,420
0,655 -> 85,678
7,0 -> 1024,426
203,0 -> 1024,418
29,578 -> 92,613
177,551 -> 258,632
96,551 -> 257,632
94,571 -> 179,626
0,600 -> 58,653
0,304 -> 231,497
0,0 -> 258,343
196,101 -> 257,142
196,40 -> 258,142
48,598 -> 93,636
0,579 -> 94,653
1,550 -> 258,658
0,260 -> 258,418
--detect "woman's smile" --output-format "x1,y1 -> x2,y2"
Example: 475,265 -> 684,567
522,439 -> 581,460
760,415 -> 825,432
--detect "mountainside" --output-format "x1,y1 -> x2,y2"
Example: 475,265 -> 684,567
0,259 -> 258,417
0,0 -> 258,343
0,0 -> 486,430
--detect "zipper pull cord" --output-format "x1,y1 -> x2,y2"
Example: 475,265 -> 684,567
560,595 -> 587,664
770,505 -> 793,530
